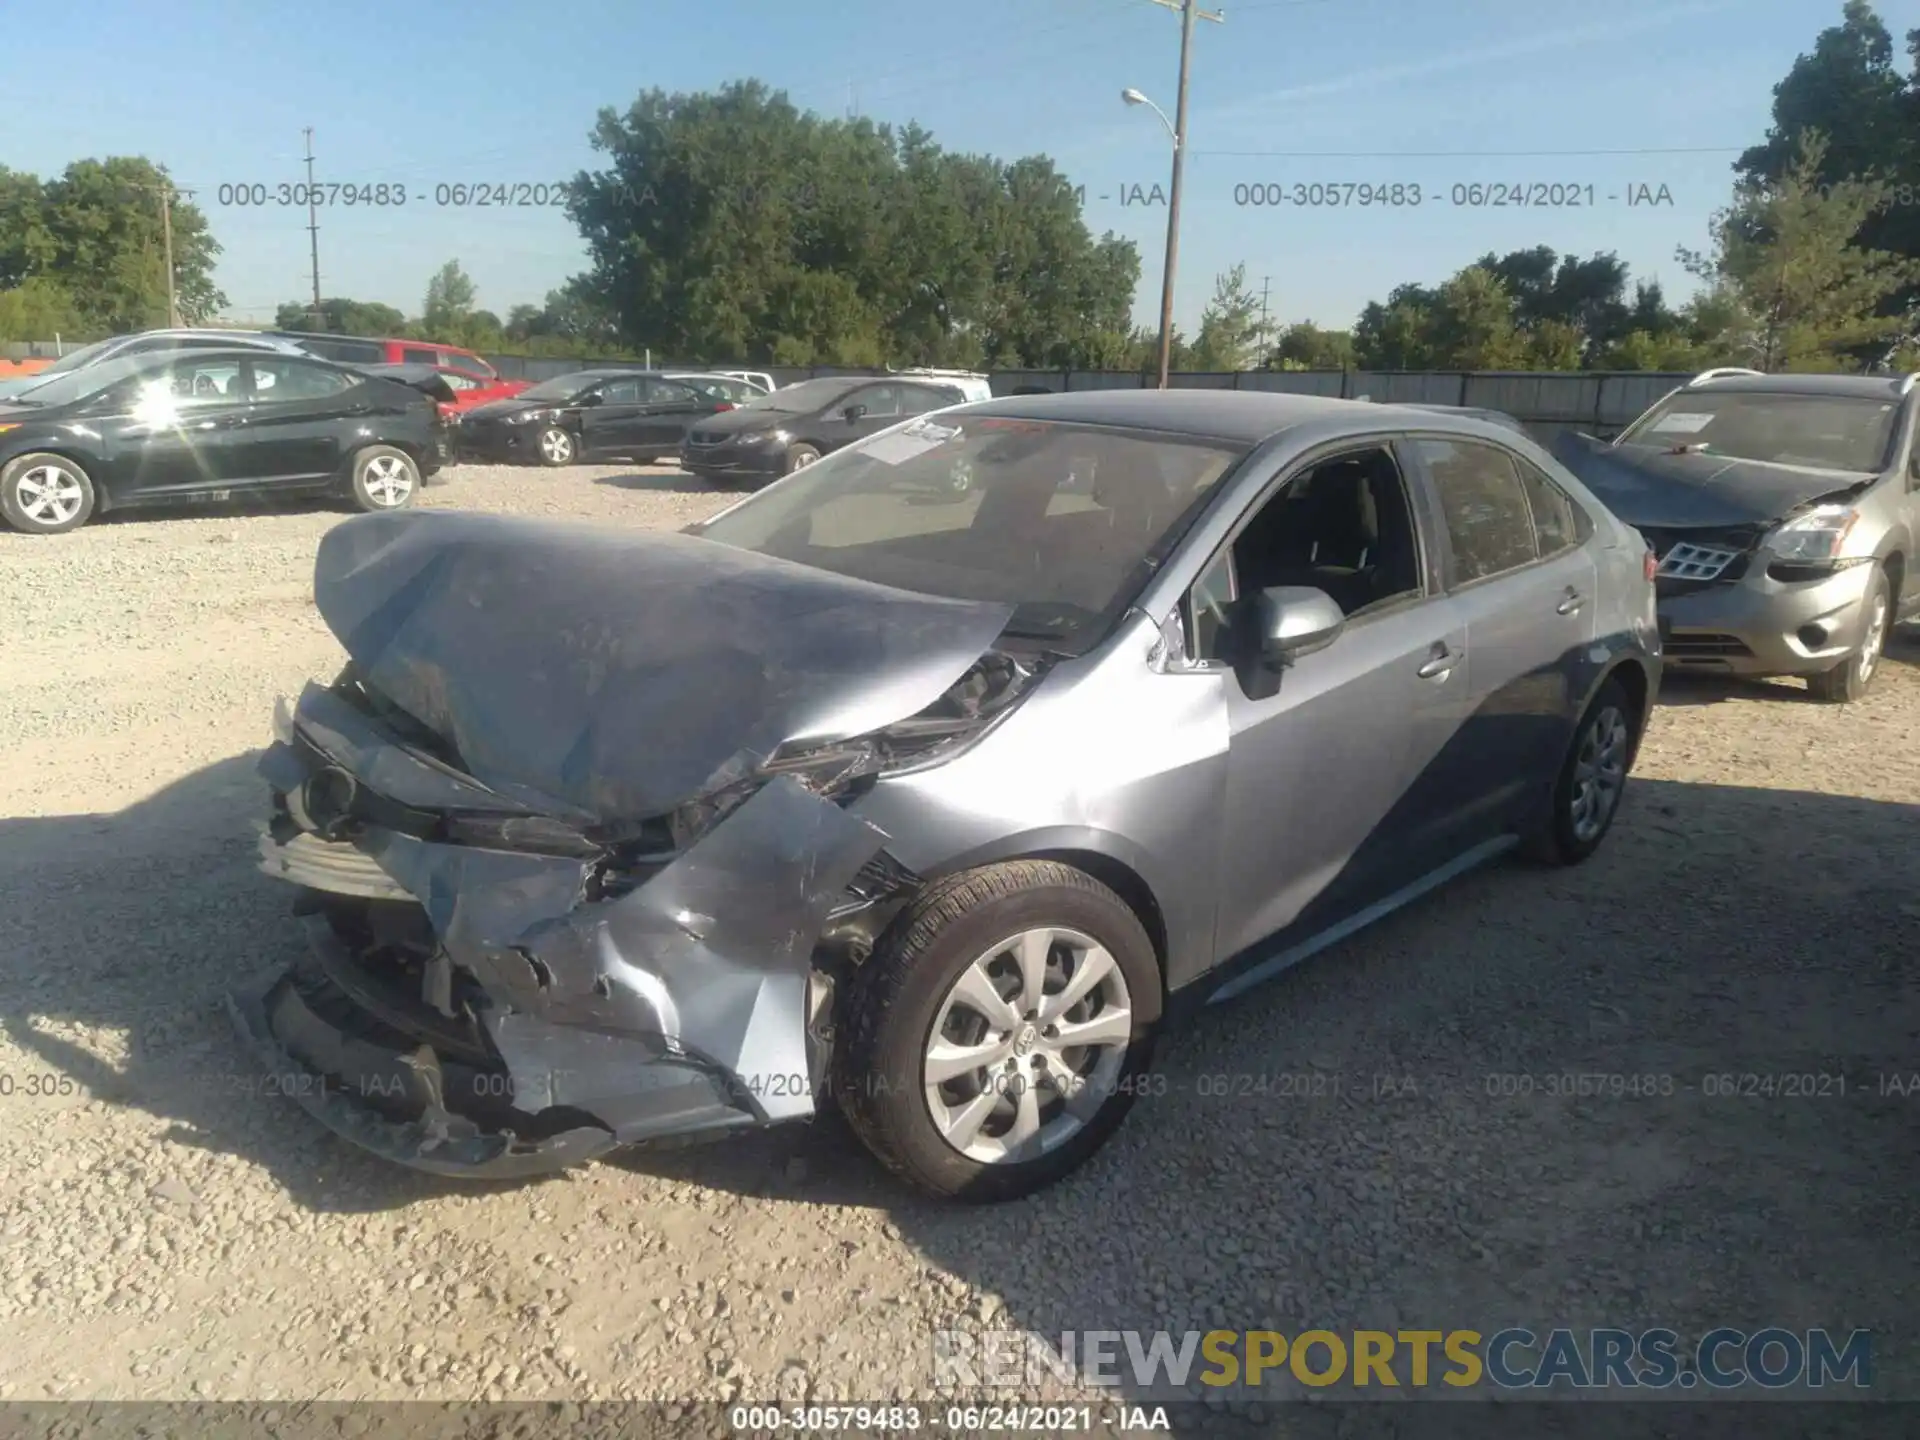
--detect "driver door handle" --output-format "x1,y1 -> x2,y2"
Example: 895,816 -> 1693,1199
1416,643 -> 1456,680
1557,588 -> 1586,615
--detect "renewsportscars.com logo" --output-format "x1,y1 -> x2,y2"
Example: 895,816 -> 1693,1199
933,1327 -> 1872,1392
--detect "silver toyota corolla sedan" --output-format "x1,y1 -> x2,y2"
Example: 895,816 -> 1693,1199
235,390 -> 1661,1200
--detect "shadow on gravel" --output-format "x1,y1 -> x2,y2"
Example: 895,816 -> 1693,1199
590,466 -> 726,495
4,756 -> 1920,1427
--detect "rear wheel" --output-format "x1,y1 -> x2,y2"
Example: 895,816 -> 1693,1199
347,446 -> 420,513
834,861 -> 1160,1202
536,426 -> 576,466
1,452 -> 96,535
1527,677 -> 1635,866
1807,566 -> 1890,703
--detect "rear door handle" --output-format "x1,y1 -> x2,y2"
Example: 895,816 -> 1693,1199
1557,589 -> 1585,615
1416,643 -> 1456,680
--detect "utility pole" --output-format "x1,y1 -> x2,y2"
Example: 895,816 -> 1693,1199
157,182 -> 180,327
304,127 -> 323,329
1256,274 -> 1271,367
1147,0 -> 1223,389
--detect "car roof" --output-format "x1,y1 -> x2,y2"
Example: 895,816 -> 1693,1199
954,388 -> 1495,444
1687,372 -> 1915,400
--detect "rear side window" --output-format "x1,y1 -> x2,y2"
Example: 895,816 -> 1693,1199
250,358 -> 353,400
401,347 -> 440,365
1414,438 -> 1539,585
1514,457 -> 1586,556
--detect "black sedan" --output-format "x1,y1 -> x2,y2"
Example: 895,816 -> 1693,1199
0,349 -> 447,535
678,376 -> 966,486
455,369 -> 731,466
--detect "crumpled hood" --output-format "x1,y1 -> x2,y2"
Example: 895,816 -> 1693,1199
311,510 -> 1016,825
1552,431 -> 1870,528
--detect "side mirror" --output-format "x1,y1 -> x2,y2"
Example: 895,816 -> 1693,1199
1257,586 -> 1345,666
842,403 -> 867,422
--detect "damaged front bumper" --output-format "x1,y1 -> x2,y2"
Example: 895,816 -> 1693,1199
235,681 -> 906,1178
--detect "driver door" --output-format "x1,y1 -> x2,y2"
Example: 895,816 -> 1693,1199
95,356 -> 253,498
1193,442 -> 1471,990
576,376 -> 645,458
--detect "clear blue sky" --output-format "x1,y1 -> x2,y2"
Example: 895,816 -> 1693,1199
8,0 -> 1912,338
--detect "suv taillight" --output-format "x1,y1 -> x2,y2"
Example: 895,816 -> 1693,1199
1643,546 -> 1658,582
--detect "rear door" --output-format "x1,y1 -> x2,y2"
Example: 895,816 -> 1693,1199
238,356 -> 361,482
1398,435 -> 1598,863
636,377 -> 720,451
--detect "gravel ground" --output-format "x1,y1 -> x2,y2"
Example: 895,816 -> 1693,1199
2,461 -> 1918,1427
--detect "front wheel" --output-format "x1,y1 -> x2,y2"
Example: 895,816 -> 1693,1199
1807,566 -> 1890,703
347,446 -> 420,513
784,442 -> 821,474
833,861 -> 1160,1202
1,452 -> 97,535
536,425 -> 576,467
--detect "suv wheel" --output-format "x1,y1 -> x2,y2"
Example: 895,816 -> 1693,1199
1,452 -> 97,535
1807,566 -> 1890,704
834,861 -> 1159,1202
1527,677 -> 1635,866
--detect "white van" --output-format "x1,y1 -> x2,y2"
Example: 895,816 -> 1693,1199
892,368 -> 993,404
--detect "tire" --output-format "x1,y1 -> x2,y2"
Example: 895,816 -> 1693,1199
784,443 -> 822,474
1526,677 -> 1636,866
1807,565 -> 1891,704
346,446 -> 421,513
833,860 -> 1160,1202
1,452 -> 97,535
535,426 -> 576,467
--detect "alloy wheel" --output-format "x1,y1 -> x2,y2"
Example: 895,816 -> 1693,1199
540,429 -> 574,464
1568,704 -> 1629,844
922,926 -> 1133,1165
14,462 -> 85,527
360,455 -> 414,508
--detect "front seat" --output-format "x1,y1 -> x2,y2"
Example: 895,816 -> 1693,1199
1246,460 -> 1380,614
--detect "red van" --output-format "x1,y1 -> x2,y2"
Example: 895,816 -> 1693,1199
272,333 -> 531,416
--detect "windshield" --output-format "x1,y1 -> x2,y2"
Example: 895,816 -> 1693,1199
2,352 -> 157,408
694,415 -> 1247,650
1617,392 -> 1900,472
740,376 -> 862,413
16,337 -> 119,385
514,373 -> 605,403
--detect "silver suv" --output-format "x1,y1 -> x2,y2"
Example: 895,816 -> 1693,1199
1557,368 -> 1920,701
237,391 -> 1660,1200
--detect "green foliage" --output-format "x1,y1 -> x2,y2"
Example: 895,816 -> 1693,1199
1268,321 -> 1354,370
0,277 -> 83,342
564,80 -> 1139,367
0,157 -> 225,333
273,297 -> 409,335
1189,264 -> 1265,371
1683,129 -> 1920,369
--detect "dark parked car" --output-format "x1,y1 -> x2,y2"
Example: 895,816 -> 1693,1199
455,369 -> 731,466
0,348 -> 447,535
679,375 -> 966,485
238,390 -> 1658,1199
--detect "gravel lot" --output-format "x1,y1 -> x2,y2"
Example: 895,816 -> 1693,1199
2,461 -> 1918,1425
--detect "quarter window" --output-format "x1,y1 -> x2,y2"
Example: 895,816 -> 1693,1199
1415,438 -> 1539,584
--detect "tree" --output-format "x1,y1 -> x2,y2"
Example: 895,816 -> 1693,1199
0,277 -> 81,342
1189,264 -> 1264,371
1682,129 -> 1920,369
564,81 -> 1139,366
273,297 -> 407,335
1268,321 -> 1354,370
1735,0 -> 1920,314
420,259 -> 478,340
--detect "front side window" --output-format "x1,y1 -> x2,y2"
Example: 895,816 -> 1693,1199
695,416 -> 1247,652
644,379 -> 701,406
598,377 -> 643,405
1616,391 -> 1898,473
1415,438 -> 1539,585
1187,445 -> 1425,664
401,347 -> 440,366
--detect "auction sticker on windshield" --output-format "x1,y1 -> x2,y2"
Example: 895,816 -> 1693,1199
1647,412 -> 1714,433
863,417 -> 963,465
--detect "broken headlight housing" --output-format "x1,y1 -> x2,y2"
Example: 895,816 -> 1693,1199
1767,505 -> 1865,567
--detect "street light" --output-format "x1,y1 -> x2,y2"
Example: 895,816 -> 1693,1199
1120,88 -> 1175,144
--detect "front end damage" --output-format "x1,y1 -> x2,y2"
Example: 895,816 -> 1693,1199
233,510 -> 1038,1178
